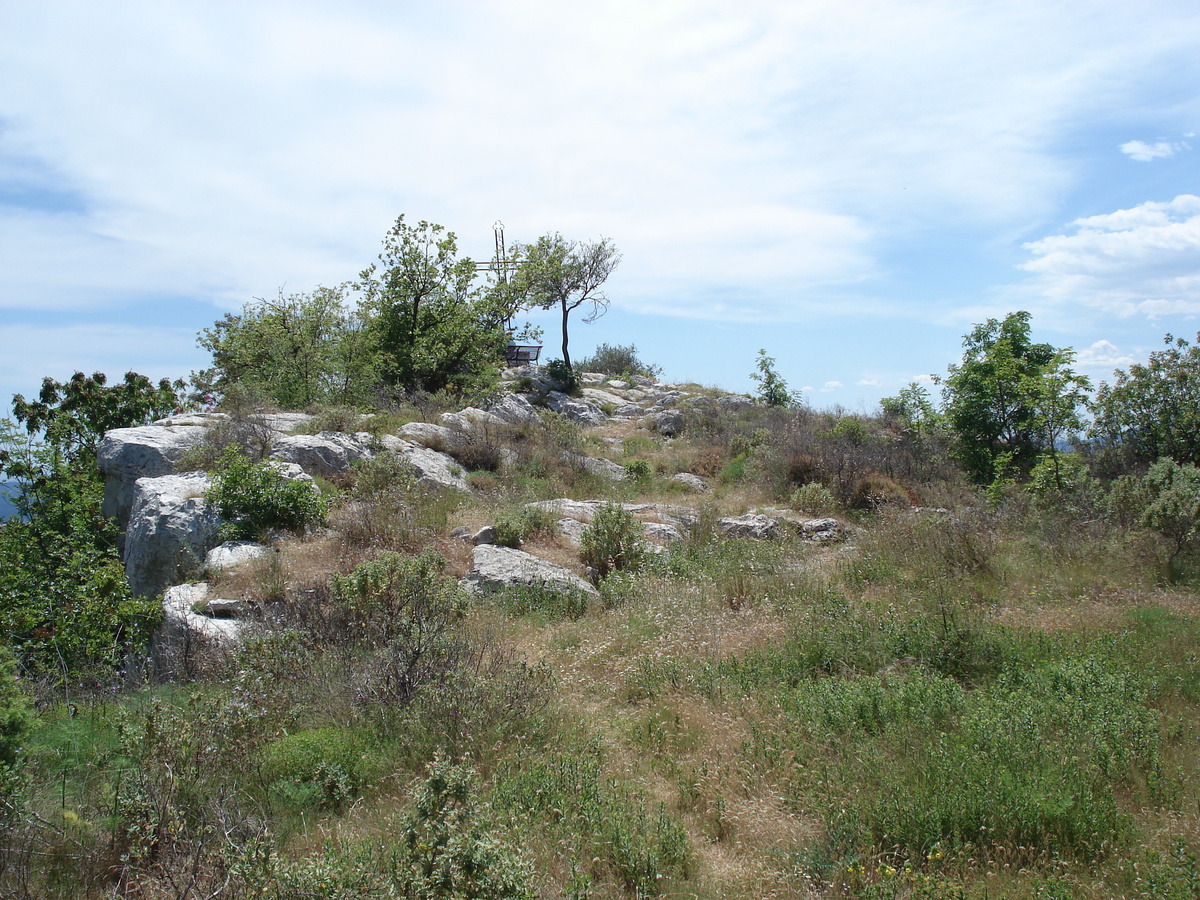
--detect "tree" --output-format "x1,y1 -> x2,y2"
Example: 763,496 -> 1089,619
359,216 -> 509,393
939,311 -> 1090,484
0,372 -> 176,682
1090,332 -> 1200,469
12,371 -> 183,460
511,234 -> 619,370
749,349 -> 801,408
197,286 -> 376,408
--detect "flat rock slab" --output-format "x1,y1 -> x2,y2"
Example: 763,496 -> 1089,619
270,432 -> 373,477
205,540 -> 270,571
462,544 -> 599,600
526,499 -> 698,530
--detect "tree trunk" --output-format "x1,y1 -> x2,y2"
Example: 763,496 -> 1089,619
560,301 -> 571,370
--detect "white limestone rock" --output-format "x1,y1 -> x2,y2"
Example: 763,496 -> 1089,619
671,473 -> 709,493
543,391 -> 608,425
205,540 -> 270,571
566,453 -> 629,481
718,514 -> 781,541
97,424 -> 211,528
125,473 -> 222,599
397,422 -> 468,452
461,544 -> 599,600
269,431 -> 373,477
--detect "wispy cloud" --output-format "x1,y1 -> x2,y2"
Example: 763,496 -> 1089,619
1075,339 -> 1135,373
1120,140 -> 1187,161
1020,194 -> 1200,317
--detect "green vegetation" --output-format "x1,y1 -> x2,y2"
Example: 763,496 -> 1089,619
749,348 -> 801,408
12,308 -> 1200,899
207,445 -> 329,541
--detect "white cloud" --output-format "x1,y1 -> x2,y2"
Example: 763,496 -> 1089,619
1074,339 -> 1134,372
820,381 -> 843,392
858,378 -> 883,387
1,1 -> 1197,327
1120,140 -> 1184,161
1020,194 -> 1200,317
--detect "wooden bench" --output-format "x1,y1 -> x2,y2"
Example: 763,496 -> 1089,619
505,344 -> 542,367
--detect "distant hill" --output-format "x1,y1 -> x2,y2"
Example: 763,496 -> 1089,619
0,481 -> 18,520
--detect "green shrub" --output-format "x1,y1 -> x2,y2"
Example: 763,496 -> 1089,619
0,646 -> 31,810
1142,458 -> 1200,566
623,458 -> 651,480
329,551 -> 468,706
543,359 -> 579,395
290,405 -> 364,434
574,343 -> 661,379
207,445 -> 328,541
580,503 -> 647,579
397,755 -> 536,900
493,505 -> 556,549
790,482 -> 836,515
260,727 -> 364,810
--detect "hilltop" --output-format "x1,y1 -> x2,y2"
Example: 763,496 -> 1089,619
3,356 -> 1200,900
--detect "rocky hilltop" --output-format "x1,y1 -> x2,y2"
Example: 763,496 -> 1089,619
96,369 -> 843,675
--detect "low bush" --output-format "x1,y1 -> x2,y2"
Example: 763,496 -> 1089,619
580,503 -> 647,579
329,550 -> 468,707
492,747 -> 691,897
574,343 -> 661,379
494,582 -> 590,621
207,446 -> 328,541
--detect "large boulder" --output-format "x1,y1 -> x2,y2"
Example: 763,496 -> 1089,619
205,540 -> 270,571
462,544 -> 598,600
396,422 -> 468,453
124,473 -> 222,599
269,431 -> 373,477
543,391 -> 608,425
718,514 -> 781,541
375,437 -> 472,493
97,424 -> 211,529
156,583 -> 245,679
487,392 -> 540,425
565,453 -> 629,481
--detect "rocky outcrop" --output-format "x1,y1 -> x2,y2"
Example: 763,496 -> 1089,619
543,391 -> 608,425
565,453 -> 629,481
124,473 -> 222,599
375,437 -> 472,492
671,473 -> 709,493
461,544 -> 599,600
269,431 -> 373,477
644,409 -> 683,436
718,514 -> 781,541
98,424 -> 211,530
156,583 -> 246,679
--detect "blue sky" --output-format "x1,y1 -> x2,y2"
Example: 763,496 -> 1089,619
1,0 -> 1198,413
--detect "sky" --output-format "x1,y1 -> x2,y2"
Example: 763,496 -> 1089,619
1,0 -> 1198,414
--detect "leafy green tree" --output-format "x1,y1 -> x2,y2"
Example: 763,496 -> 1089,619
0,372 -> 177,682
1141,458 -> 1200,569
359,216 -> 509,393
0,421 -> 160,683
510,234 -> 620,370
749,349 -> 801,408
12,371 -> 183,460
197,286 -> 376,408
939,312 -> 1089,484
1090,332 -> 1200,469
880,381 -> 940,437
